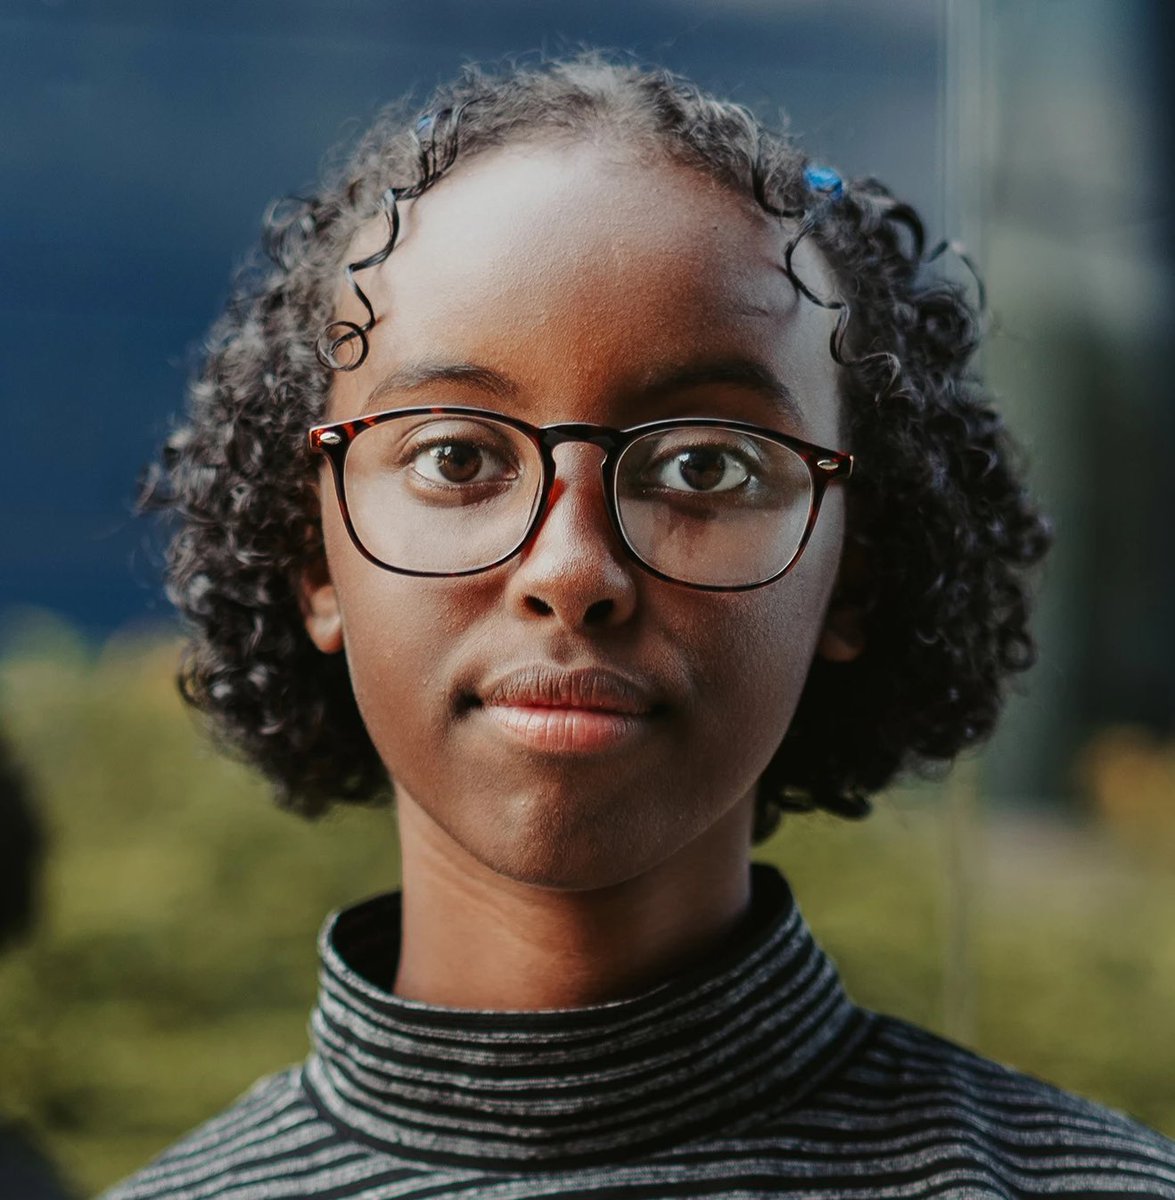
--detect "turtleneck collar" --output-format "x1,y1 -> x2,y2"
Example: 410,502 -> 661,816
302,862 -> 870,1170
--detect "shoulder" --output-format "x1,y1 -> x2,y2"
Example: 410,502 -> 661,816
809,1011 -> 1175,1196
97,1067 -> 332,1200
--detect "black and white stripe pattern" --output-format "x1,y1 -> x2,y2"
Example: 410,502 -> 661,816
103,865 -> 1175,1198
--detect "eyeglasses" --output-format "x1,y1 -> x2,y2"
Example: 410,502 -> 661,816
308,406 -> 853,592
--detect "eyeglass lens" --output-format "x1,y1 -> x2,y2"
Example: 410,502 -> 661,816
342,413 -> 814,587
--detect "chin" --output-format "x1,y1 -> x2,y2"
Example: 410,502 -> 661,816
464,785 -> 678,892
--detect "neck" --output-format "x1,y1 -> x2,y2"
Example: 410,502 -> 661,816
392,794 -> 756,1010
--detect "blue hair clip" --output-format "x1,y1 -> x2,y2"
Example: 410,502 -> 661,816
804,164 -> 844,199
415,107 -> 453,137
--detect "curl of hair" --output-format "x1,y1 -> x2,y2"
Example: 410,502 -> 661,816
144,51 -> 1050,837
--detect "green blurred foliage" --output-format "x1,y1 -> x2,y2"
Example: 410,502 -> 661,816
0,612 -> 1172,1197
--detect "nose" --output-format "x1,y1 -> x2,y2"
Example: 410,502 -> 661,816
504,444 -> 639,629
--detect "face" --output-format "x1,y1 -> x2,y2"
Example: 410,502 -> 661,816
303,140 -> 861,890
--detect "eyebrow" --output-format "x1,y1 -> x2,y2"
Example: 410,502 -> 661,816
364,356 -> 804,426
366,361 -> 519,407
637,359 -> 804,426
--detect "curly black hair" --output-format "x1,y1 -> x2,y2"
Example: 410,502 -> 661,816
144,51 -> 1050,843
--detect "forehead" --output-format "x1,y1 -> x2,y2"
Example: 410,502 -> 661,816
330,141 -> 842,442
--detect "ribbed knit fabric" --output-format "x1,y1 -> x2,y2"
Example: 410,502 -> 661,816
102,864 -> 1175,1199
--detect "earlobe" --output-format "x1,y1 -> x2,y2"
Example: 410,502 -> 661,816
299,557 -> 345,654
817,535 -> 868,664
817,601 -> 866,663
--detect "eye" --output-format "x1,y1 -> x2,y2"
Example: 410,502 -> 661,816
659,447 -> 748,492
398,421 -> 522,488
645,442 -> 757,494
413,440 -> 505,484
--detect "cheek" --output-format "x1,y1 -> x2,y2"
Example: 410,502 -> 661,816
321,507 -> 473,754
708,590 -> 822,722
336,578 -> 475,799
681,541 -> 841,757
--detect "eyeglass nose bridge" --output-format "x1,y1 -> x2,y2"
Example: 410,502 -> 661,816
536,422 -> 624,454
521,422 -> 629,553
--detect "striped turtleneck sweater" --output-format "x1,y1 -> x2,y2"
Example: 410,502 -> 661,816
103,864 -> 1175,1199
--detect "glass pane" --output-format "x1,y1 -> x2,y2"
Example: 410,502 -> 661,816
615,427 -> 813,587
344,414 -> 542,572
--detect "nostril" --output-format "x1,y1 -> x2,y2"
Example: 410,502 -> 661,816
584,599 -> 614,626
521,596 -> 614,624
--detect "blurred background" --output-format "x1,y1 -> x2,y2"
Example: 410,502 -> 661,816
1,0 -> 1173,1193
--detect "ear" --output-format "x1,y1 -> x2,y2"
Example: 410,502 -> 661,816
816,537 -> 868,664
299,554 -> 344,654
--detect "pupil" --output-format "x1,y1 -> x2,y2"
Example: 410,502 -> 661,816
432,443 -> 481,482
678,449 -> 724,491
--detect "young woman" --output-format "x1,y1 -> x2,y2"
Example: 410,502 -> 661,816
104,53 -> 1175,1199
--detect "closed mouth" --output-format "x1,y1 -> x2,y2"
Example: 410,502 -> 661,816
467,665 -> 666,755
470,664 -> 665,717
458,662 -> 676,715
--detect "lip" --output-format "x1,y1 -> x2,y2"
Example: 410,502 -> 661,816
471,665 -> 663,754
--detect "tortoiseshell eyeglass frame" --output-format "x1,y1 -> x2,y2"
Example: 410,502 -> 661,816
307,405 -> 854,592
